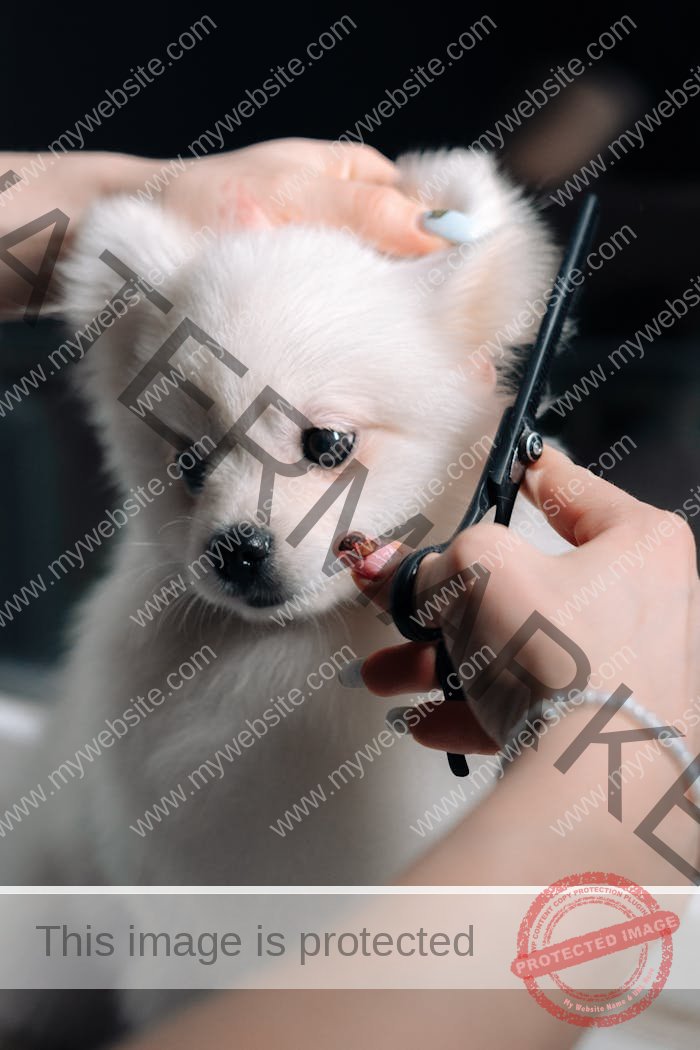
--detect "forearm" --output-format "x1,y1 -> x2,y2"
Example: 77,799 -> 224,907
0,151 -> 149,317
121,704 -> 696,1050
122,988 -> 575,1050
402,701 -> 697,887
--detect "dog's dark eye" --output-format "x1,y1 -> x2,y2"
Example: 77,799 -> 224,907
176,446 -> 208,493
302,428 -> 355,468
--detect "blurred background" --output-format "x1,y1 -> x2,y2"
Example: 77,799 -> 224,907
1,2 -> 698,683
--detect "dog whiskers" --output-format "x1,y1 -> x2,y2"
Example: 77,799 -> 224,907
157,516 -> 195,535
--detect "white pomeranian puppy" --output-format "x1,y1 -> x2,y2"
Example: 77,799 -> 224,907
2,150 -> 565,895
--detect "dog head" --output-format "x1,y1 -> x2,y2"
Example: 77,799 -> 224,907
60,153 -> 557,623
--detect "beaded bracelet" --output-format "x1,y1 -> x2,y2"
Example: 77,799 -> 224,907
538,688 -> 700,806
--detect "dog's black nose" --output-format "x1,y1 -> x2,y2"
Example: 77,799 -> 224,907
207,524 -> 273,590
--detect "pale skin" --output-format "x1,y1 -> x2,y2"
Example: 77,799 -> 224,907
120,450 -> 699,1049
358,446 -> 700,886
2,140 -> 698,1046
353,445 -> 700,764
0,139 -> 444,317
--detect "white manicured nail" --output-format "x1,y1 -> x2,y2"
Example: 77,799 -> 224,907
338,658 -> 366,688
421,209 -> 477,243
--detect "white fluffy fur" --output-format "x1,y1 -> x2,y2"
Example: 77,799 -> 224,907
2,152 -> 566,895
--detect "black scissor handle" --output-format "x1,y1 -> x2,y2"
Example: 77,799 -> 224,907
435,642 -> 470,776
389,545 -> 444,643
391,550 -> 470,776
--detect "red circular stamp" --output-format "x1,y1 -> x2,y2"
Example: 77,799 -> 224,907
511,872 -> 679,1027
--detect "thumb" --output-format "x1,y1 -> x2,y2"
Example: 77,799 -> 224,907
278,179 -> 446,256
522,444 -> 641,546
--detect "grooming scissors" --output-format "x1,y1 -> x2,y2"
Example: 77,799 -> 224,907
389,193 -> 599,776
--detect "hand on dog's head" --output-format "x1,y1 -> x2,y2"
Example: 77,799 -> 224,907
59,152 -> 557,624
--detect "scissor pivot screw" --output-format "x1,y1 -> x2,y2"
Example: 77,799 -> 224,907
518,430 -> 543,464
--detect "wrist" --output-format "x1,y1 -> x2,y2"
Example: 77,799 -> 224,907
403,700 -> 698,887
510,698 -> 697,884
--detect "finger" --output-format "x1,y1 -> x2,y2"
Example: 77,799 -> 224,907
409,702 -> 498,754
411,524 -> 516,628
310,181 -> 446,255
350,534 -> 486,627
355,643 -> 498,751
522,443 -> 643,546
359,642 -> 439,696
348,541 -> 410,612
243,139 -> 398,183
324,142 -> 398,183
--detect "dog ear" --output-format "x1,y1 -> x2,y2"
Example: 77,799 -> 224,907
57,198 -> 208,477
59,197 -> 196,328
417,223 -> 559,385
396,150 -> 559,386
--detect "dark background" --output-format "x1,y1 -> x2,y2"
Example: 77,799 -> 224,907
1,3 -> 698,680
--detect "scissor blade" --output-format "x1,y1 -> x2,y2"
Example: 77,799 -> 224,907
510,193 -> 600,432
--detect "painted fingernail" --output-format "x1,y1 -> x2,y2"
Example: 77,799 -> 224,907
420,209 -> 477,243
338,658 -> 366,688
386,707 -> 414,734
337,532 -> 377,558
352,541 -> 403,581
335,532 -> 377,570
